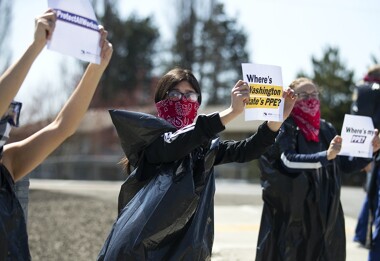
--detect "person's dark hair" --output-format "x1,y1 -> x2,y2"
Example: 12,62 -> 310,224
154,68 -> 202,104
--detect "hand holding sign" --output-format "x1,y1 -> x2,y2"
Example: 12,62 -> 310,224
372,129 -> 380,153
327,135 -> 343,160
33,9 -> 57,51
282,88 -> 297,119
231,80 -> 250,114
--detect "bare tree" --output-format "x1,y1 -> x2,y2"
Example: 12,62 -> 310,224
168,0 -> 249,105
0,0 -> 12,73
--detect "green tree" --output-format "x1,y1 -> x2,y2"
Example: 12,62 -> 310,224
169,0 -> 249,105
0,0 -> 12,73
91,0 -> 160,107
297,46 -> 355,132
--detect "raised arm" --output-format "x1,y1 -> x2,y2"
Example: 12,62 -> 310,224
2,27 -> 113,181
218,80 -> 249,126
0,9 -> 56,116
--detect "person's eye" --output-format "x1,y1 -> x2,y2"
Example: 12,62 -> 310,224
298,93 -> 307,99
167,90 -> 181,100
186,92 -> 198,102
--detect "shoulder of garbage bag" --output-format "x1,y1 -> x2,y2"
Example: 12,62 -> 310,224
109,109 -> 176,166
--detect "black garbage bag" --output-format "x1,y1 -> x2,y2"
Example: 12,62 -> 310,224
0,164 -> 30,260
257,153 -> 346,261
256,119 -> 350,261
109,110 -> 175,167
98,160 -> 200,260
162,171 -> 215,261
98,110 -> 215,260
108,110 -> 177,213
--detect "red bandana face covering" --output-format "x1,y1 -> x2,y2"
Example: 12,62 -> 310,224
364,74 -> 380,84
291,98 -> 321,142
156,99 -> 200,129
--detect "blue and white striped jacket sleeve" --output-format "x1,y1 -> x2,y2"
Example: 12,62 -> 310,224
280,151 -> 329,173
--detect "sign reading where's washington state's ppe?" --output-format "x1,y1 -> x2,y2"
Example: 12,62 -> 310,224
242,63 -> 283,122
47,0 -> 101,64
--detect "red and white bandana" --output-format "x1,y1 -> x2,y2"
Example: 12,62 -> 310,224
156,99 -> 200,129
364,74 -> 380,84
291,98 -> 321,142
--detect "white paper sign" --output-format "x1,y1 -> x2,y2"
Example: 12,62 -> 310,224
47,0 -> 101,64
242,63 -> 283,122
338,114 -> 375,158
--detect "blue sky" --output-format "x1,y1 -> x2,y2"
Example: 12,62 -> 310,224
9,0 -> 380,113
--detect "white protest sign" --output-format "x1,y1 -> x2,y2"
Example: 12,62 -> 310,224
338,114 -> 375,158
47,0 -> 101,64
242,63 -> 283,122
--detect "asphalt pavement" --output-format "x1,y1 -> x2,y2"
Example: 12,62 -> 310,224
30,178 -> 369,261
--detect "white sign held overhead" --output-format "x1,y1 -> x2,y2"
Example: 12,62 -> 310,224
47,0 -> 101,64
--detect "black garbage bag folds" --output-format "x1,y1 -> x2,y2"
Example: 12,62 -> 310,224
98,110 -> 216,260
256,119 -> 351,261
109,110 -> 176,167
0,164 -> 31,260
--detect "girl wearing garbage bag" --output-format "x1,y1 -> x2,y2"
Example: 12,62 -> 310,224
98,68 -> 296,260
256,77 -> 380,261
0,10 -> 113,260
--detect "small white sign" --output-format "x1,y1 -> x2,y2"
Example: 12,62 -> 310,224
47,0 -> 101,64
339,114 -> 375,158
242,63 -> 283,122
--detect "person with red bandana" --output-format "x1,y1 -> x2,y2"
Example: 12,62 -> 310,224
97,67 -> 297,260
256,77 -> 380,261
